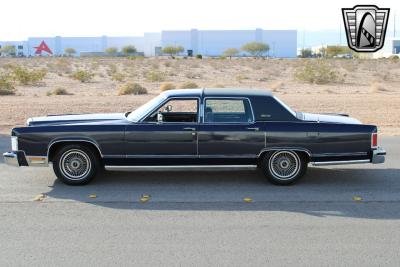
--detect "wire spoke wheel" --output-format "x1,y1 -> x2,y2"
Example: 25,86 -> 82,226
268,151 -> 300,181
59,149 -> 91,180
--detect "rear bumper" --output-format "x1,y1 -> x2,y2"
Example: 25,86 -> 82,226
371,147 -> 386,164
3,151 -> 28,166
3,151 -> 48,167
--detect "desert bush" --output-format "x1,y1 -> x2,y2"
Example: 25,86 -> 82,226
146,70 -> 165,82
11,66 -> 47,85
196,54 -> 202,59
105,47 -> 118,55
236,75 -> 249,82
295,60 -> 342,84
47,87 -> 71,96
118,83 -> 147,95
160,83 -> 176,91
70,70 -> 94,82
0,75 -> 15,95
111,72 -> 125,82
178,81 -> 199,89
213,84 -> 225,88
223,48 -> 240,59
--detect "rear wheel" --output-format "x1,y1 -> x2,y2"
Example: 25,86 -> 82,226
261,150 -> 307,185
53,144 -> 99,185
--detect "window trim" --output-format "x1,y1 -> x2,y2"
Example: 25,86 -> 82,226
140,96 -> 201,124
202,97 -> 255,124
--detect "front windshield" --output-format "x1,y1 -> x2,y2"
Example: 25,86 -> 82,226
127,94 -> 166,122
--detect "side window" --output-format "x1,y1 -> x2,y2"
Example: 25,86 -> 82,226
144,98 -> 198,123
204,99 -> 253,123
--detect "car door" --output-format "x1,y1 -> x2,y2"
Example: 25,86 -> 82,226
198,97 -> 265,163
124,98 -> 199,164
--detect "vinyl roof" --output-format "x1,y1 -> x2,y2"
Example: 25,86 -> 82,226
162,88 -> 273,97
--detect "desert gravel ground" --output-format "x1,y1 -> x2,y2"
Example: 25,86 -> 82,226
0,136 -> 399,266
0,57 -> 399,135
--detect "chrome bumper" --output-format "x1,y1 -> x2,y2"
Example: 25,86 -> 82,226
3,151 -> 26,166
372,147 -> 386,164
3,151 -> 48,167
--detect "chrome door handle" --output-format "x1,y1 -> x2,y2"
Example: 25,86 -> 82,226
183,127 -> 196,131
246,127 -> 259,131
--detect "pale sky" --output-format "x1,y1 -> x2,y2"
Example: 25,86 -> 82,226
1,0 -> 399,40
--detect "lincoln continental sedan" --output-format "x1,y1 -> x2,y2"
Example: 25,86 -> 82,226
3,88 -> 386,185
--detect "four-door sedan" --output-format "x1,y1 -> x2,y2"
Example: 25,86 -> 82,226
3,88 -> 385,185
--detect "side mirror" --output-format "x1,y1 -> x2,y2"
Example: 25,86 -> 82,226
157,112 -> 163,123
165,105 -> 172,112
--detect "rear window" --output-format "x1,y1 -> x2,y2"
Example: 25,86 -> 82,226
204,98 -> 253,123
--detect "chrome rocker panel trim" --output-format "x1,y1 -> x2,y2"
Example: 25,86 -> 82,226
105,165 -> 258,171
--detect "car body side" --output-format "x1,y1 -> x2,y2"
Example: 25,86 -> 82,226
9,89 -> 378,168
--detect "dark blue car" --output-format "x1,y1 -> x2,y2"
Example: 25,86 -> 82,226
3,88 -> 386,185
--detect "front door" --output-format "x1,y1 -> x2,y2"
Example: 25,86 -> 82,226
124,98 -> 199,165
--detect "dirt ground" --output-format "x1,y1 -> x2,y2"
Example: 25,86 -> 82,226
0,57 -> 399,135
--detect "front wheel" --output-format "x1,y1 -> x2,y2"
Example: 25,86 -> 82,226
261,150 -> 307,185
53,144 -> 100,185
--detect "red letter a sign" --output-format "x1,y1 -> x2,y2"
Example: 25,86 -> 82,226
34,41 -> 53,55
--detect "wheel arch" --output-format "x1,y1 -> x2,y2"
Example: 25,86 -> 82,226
48,139 -> 103,163
258,148 -> 311,165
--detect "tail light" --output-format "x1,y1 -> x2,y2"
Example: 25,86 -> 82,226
371,133 -> 378,148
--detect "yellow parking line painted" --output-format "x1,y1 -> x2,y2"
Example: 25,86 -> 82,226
33,193 -> 46,201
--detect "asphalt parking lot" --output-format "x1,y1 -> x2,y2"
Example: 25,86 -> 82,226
0,135 -> 399,266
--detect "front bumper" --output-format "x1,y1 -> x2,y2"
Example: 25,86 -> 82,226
372,147 -> 386,164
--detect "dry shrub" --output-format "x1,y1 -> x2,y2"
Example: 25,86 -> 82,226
295,60 -> 342,84
47,87 -> 71,96
146,70 -> 165,82
70,70 -> 94,83
213,84 -> 225,88
118,83 -> 147,95
11,66 -> 47,85
160,83 -> 176,91
0,75 -> 15,95
111,72 -> 125,82
178,82 -> 199,89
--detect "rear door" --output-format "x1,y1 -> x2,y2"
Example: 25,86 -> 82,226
198,97 -> 265,162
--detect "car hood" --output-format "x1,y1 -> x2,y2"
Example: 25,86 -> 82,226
27,113 -> 127,126
301,112 -> 361,124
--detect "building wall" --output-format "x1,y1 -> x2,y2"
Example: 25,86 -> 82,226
1,29 -> 298,58
162,29 -> 297,57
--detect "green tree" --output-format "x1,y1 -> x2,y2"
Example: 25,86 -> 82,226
64,48 -> 76,56
241,42 -> 269,57
105,47 -> 118,55
0,45 -> 16,56
223,48 -> 240,59
122,45 -> 137,55
162,46 -> 184,57
299,48 -> 313,58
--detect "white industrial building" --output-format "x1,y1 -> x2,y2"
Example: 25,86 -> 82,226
0,29 -> 297,58
372,38 -> 400,58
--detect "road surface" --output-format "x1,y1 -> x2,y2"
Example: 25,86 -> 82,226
0,135 -> 399,266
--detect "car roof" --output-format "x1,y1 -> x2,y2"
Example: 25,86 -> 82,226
161,88 -> 272,98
